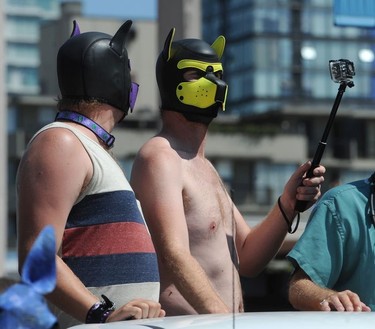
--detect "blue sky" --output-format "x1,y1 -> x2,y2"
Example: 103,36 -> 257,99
81,0 -> 157,20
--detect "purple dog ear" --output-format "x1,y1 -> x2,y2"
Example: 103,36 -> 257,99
70,20 -> 81,37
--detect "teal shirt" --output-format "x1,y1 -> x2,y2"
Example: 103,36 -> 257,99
287,178 -> 375,310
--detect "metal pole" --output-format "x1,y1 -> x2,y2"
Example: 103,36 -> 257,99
0,1 -> 8,276
295,82 -> 349,212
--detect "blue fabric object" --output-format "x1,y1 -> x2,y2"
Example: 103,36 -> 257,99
0,226 -> 57,329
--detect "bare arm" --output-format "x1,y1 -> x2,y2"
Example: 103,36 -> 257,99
131,142 -> 229,314
289,268 -> 371,312
17,128 -> 99,322
159,243 -> 229,314
236,161 -> 325,277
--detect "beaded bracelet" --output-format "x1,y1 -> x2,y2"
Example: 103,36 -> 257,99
277,196 -> 300,234
86,294 -> 116,324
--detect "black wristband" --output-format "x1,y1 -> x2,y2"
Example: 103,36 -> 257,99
277,196 -> 300,234
86,294 -> 116,324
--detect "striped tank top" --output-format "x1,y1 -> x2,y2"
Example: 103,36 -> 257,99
32,122 -> 160,328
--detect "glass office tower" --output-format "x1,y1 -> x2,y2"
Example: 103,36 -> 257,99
4,0 -> 59,249
202,0 -> 375,188
5,0 -> 59,95
202,0 -> 375,116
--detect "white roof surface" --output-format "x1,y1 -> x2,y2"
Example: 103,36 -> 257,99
69,312 -> 375,329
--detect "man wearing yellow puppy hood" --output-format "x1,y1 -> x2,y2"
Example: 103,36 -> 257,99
131,29 -> 326,315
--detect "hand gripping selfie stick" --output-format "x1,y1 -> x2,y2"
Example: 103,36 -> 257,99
295,59 -> 355,212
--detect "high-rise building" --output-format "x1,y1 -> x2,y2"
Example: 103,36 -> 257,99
0,0 -> 8,277
202,0 -> 375,114
3,0 -> 59,270
202,0 -> 375,187
5,0 -> 59,95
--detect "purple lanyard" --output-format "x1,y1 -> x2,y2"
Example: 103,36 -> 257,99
55,111 -> 115,148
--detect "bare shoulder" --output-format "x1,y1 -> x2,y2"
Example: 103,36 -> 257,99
131,136 -> 183,189
18,126 -> 92,183
23,127 -> 88,163
135,136 -> 180,165
28,126 -> 84,150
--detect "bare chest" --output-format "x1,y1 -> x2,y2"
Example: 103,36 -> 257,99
182,159 -> 234,240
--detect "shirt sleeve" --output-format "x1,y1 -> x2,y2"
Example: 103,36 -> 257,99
287,199 -> 345,288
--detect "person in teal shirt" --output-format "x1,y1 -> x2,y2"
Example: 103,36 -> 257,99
287,174 -> 375,312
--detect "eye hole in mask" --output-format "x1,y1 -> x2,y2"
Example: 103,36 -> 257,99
183,66 -> 223,82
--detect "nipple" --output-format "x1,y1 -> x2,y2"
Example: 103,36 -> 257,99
209,221 -> 217,231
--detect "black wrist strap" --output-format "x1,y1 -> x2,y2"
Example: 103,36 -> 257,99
277,196 -> 300,234
86,294 -> 116,324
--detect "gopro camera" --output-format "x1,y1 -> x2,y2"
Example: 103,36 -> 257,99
329,59 -> 355,84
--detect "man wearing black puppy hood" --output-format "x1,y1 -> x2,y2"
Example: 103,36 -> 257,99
130,28 -> 326,315
16,21 -> 165,328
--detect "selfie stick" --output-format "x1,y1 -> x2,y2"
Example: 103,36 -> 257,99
295,79 -> 354,212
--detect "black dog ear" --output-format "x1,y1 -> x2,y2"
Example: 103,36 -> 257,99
162,28 -> 175,61
110,20 -> 133,56
69,20 -> 81,38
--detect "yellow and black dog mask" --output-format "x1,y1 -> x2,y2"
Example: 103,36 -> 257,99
156,28 -> 228,124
